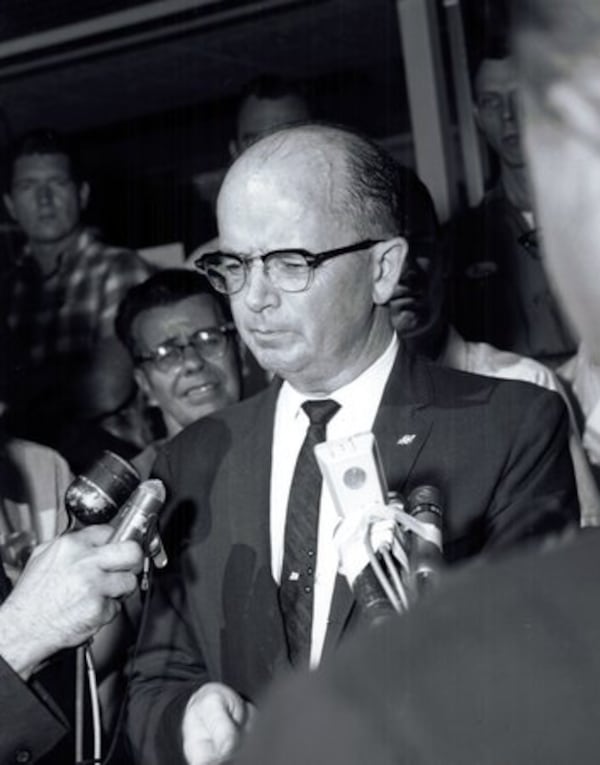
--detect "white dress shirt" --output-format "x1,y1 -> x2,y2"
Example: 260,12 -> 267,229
270,333 -> 399,668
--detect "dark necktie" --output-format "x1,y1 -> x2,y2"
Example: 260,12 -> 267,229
279,398 -> 340,667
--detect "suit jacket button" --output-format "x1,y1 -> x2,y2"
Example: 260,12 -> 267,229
15,750 -> 32,763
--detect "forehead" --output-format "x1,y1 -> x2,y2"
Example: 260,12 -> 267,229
132,294 -> 223,347
475,58 -> 518,95
218,138 -> 351,252
12,153 -> 73,182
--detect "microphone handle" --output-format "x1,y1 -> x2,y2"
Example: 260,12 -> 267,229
109,480 -> 168,568
408,485 -> 444,598
352,562 -> 398,628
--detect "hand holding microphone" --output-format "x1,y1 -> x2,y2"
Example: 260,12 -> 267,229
0,525 -> 143,680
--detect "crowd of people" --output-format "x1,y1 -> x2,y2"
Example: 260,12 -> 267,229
2,1 -> 600,763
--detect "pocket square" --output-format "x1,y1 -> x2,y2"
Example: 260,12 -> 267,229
397,434 -> 416,446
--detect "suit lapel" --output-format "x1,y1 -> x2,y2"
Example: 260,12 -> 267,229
374,345 -> 434,494
323,345 -> 434,654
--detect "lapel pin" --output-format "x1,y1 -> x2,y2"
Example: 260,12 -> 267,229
397,434 -> 416,446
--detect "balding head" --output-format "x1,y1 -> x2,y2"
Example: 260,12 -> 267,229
220,124 -> 422,246
214,124 -> 409,395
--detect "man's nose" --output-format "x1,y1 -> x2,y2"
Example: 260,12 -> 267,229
502,91 -> 518,123
243,260 -> 279,311
181,344 -> 206,371
35,183 -> 54,205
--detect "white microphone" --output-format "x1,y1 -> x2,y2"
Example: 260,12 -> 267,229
315,433 -> 404,622
108,479 -> 168,568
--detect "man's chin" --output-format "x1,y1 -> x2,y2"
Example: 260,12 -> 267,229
251,347 -> 303,381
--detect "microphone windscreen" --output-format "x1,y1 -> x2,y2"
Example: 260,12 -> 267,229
65,450 -> 140,526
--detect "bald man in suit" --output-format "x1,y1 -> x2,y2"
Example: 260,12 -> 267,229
236,2 -> 600,763
126,124 -> 578,765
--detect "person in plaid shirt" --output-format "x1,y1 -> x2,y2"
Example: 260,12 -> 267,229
0,128 -> 152,454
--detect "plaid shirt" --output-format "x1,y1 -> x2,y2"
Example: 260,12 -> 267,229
1,228 -> 152,450
5,227 -> 151,367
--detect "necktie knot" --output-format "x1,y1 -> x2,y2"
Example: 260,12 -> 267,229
302,399 -> 340,428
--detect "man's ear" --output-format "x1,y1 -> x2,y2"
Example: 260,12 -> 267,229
79,181 -> 90,211
371,237 -> 409,305
134,367 -> 157,407
3,193 -> 16,221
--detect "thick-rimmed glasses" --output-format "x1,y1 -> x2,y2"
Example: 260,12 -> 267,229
194,239 -> 382,296
134,323 -> 234,373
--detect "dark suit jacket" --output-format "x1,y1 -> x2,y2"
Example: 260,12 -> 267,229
239,528 -> 600,765
126,345 -> 579,764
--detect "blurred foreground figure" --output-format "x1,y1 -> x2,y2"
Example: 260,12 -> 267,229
237,2 -> 600,763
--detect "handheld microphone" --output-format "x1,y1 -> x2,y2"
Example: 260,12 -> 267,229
65,450 -> 140,526
63,452 -> 141,765
109,479 -> 168,568
407,484 -> 444,597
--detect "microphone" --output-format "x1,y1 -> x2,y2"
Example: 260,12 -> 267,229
65,450 -> 140,526
109,479 -> 168,568
314,433 -> 405,624
63,452 -> 141,764
407,484 -> 444,598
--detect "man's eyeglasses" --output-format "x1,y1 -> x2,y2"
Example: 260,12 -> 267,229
194,239 -> 382,296
135,323 -> 235,373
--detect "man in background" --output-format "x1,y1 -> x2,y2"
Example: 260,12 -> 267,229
449,9 -> 575,366
229,74 -> 311,159
115,269 -> 242,477
237,3 -> 600,762
1,128 -> 151,458
389,163 -> 599,524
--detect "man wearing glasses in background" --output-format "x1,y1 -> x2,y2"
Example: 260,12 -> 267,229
126,124 -> 578,765
115,269 -> 242,478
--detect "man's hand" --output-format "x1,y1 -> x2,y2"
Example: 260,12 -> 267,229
182,682 -> 257,765
0,525 -> 143,678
